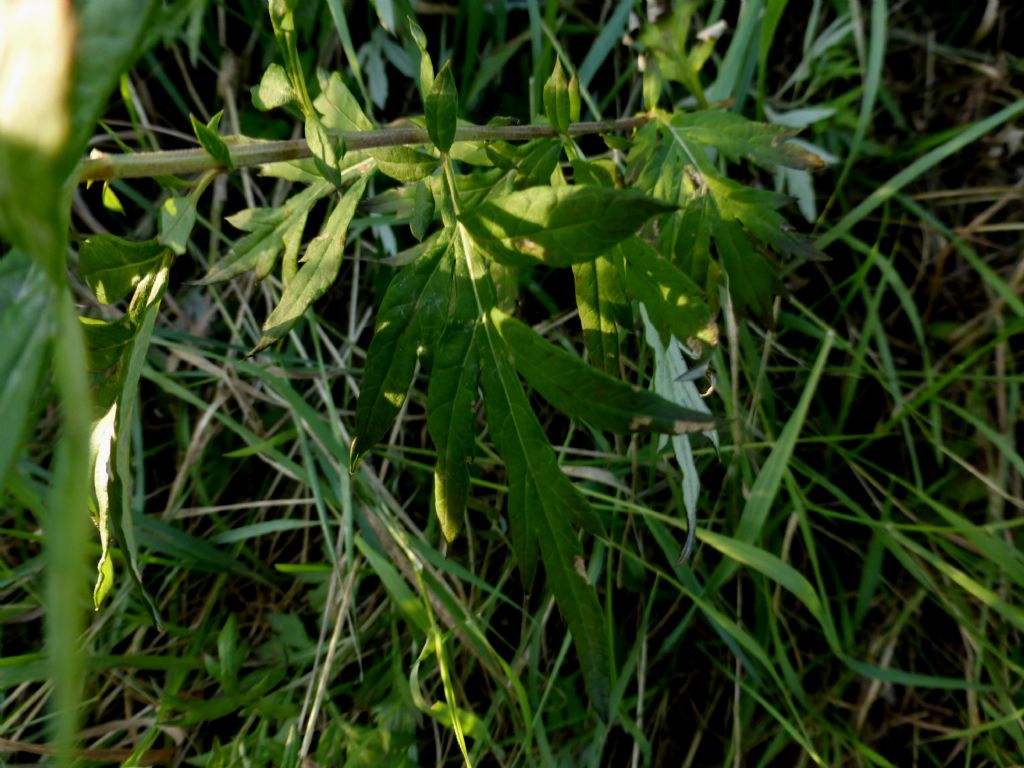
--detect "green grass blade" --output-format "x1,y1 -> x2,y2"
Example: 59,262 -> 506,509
815,98 -> 1024,250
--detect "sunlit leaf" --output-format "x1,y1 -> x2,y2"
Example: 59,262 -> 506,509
80,235 -> 169,304
572,251 -> 629,375
407,17 -> 435,99
253,175 -> 369,352
459,186 -> 676,268
158,195 -> 197,256
305,114 -> 344,188
373,146 -> 442,182
252,63 -> 296,111
617,237 -> 712,345
315,70 -> 373,131
89,255 -> 171,620
669,111 -> 826,171
0,0 -> 74,278
101,182 -> 125,215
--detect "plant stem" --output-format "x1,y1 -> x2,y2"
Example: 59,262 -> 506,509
76,117 -> 650,182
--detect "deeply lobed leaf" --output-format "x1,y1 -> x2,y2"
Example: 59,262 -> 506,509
459,186 -> 676,268
669,111 -> 827,171
350,235 -> 455,470
491,308 -> 715,436
253,175 -> 370,353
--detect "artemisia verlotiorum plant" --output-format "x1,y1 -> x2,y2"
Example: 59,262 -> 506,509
1,1 -> 825,717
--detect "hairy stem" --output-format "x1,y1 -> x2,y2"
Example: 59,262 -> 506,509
76,116 -> 650,182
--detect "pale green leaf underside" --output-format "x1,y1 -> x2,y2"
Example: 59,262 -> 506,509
459,185 -> 676,268
253,174 -> 369,353
202,181 -> 331,284
158,195 -> 197,256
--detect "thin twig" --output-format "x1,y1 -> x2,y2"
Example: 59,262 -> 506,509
75,116 -> 651,182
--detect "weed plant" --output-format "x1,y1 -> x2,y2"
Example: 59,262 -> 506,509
1,1 -> 1022,766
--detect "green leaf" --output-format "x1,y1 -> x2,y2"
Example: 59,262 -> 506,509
639,10 -> 708,108
269,0 -> 314,115
189,110 -> 233,170
305,114 -> 344,188
428,319 -> 480,542
410,179 -> 435,241
427,255 -> 480,541
568,71 -> 581,123
253,175 -> 369,353
664,194 -> 715,294
202,181 -> 331,283
617,237 -> 712,345
407,17 -> 435,100
710,213 -> 779,318
476,307 -> 610,717
459,186 -> 676,268
101,182 -> 125,215
252,62 -> 296,111
669,111 -> 826,171
350,237 -> 454,470
79,235 -> 169,304
491,308 -> 714,435
80,315 -> 134,372
158,195 -> 197,256
372,146 -> 442,182
570,157 -> 615,188
572,251 -> 629,375
0,251 -> 56,493
543,58 -> 571,134
706,174 -> 823,262
315,71 -> 374,132
90,254 -> 172,620
515,139 -> 562,188
425,61 -> 458,154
